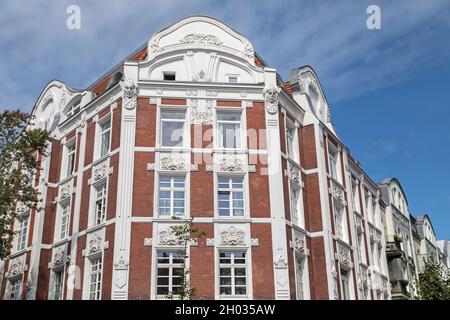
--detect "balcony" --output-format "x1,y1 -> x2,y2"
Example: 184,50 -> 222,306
386,240 -> 403,259
391,280 -> 410,300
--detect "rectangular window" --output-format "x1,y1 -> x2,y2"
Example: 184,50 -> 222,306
163,72 -> 176,81
158,176 -> 186,217
59,203 -> 70,240
357,233 -> 367,264
329,149 -> 338,180
290,186 -> 301,226
219,251 -> 247,296
218,177 -> 244,217
156,251 -> 184,297
365,194 -> 372,223
372,199 -> 377,227
351,181 -> 360,212
10,279 -> 22,300
334,205 -> 345,240
286,122 -> 299,162
89,257 -> 103,300
295,256 -> 306,300
95,184 -> 107,225
341,269 -> 350,300
225,74 -> 239,83
66,144 -> 76,177
100,119 -> 111,157
54,271 -> 64,300
16,214 -> 29,251
217,112 -> 242,149
160,110 -> 185,147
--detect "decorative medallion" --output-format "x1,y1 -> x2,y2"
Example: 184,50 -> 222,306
219,226 -> 246,246
263,85 -> 281,114
122,78 -> 137,110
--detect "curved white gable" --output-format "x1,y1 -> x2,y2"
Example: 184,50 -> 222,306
139,16 -> 264,83
289,66 -> 336,135
31,80 -> 94,135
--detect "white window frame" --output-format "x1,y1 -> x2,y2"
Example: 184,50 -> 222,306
215,109 -> 244,150
154,250 -> 185,299
340,268 -> 352,300
88,256 -> 103,300
9,278 -> 22,300
52,269 -> 65,300
61,138 -> 77,179
66,100 -> 81,118
216,175 -> 247,218
328,144 -> 341,183
157,174 -> 187,218
351,181 -> 360,213
14,214 -> 30,252
56,200 -> 71,241
294,254 -> 310,300
157,107 -> 188,149
94,114 -> 112,160
218,250 -> 248,298
93,182 -> 108,226
289,184 -> 304,228
285,120 -> 299,163
357,232 -> 367,265
334,203 -> 348,243
225,74 -> 239,83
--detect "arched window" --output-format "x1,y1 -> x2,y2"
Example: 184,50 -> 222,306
65,97 -> 82,117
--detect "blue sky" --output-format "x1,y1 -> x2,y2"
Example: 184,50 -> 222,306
1,0 -> 449,238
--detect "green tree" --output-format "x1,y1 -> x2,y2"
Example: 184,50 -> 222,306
415,257 -> 450,300
0,110 -> 50,259
166,217 -> 206,300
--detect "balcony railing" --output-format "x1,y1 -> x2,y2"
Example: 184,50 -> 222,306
386,240 -> 403,259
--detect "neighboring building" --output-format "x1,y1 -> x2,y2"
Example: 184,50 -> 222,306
0,16 -> 433,301
379,178 -> 418,300
437,240 -> 450,276
414,215 -> 439,273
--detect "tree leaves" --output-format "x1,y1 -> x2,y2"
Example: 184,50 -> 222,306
0,110 -> 50,259
415,257 -> 450,300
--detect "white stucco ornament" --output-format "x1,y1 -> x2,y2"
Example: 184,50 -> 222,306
263,85 -> 281,114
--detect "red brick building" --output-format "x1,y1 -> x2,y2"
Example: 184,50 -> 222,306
0,16 -> 390,300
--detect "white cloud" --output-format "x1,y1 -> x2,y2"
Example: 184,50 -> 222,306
0,0 -> 449,112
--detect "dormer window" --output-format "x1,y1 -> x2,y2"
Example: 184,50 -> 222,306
66,99 -> 81,117
163,72 -> 176,81
226,74 -> 239,83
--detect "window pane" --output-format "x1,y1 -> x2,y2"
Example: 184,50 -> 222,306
217,113 -> 241,121
161,111 -> 185,119
161,122 -> 184,147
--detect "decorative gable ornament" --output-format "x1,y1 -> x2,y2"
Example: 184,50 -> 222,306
180,33 -> 222,46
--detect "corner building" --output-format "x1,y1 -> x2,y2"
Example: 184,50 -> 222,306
0,16 -> 390,300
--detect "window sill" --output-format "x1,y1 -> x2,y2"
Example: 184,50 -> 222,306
91,154 -> 110,167
52,237 -> 69,248
86,222 -> 107,234
213,217 -> 251,223
8,248 -> 29,259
